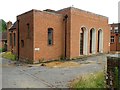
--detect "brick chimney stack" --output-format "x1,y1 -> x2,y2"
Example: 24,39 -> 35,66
7,21 -> 12,30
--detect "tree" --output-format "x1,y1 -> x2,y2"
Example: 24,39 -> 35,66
0,19 -> 7,32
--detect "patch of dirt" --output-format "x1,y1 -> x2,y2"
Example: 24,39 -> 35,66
45,61 -> 80,68
26,60 -> 98,68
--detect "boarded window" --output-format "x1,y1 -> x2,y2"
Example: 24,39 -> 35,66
10,33 -> 12,46
48,28 -> 53,45
21,40 -> 24,47
14,33 -> 16,46
27,23 -> 30,38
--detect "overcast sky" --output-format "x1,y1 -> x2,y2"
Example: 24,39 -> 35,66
0,0 -> 119,24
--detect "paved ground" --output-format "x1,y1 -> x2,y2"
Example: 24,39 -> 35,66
1,54 -> 107,88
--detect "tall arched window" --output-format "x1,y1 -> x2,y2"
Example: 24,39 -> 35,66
97,29 -> 103,53
48,28 -> 53,45
90,28 -> 96,54
80,27 -> 88,55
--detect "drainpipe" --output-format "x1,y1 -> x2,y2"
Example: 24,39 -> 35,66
17,20 -> 20,61
116,34 -> 118,51
63,14 -> 68,59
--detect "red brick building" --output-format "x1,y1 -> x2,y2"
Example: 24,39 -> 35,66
110,23 -> 120,51
7,21 -> 17,53
8,7 -> 110,63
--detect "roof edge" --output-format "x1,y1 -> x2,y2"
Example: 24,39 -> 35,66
58,7 -> 108,19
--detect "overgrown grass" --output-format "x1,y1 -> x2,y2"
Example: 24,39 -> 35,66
2,52 -> 16,61
70,71 -> 105,89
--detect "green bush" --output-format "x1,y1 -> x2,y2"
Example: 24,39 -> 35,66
71,71 -> 105,88
2,52 -> 16,61
0,48 -> 5,52
115,67 -> 119,88
0,48 -> 3,52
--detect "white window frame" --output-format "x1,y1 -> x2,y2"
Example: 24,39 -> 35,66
114,27 -> 118,33
111,36 -> 114,43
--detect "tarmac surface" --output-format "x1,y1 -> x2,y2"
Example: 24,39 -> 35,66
1,54 -> 107,88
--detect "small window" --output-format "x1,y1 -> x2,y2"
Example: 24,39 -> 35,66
27,23 -> 30,38
110,27 -> 113,33
48,28 -> 53,45
114,29 -> 118,33
119,36 -> 120,43
114,27 -> 118,33
21,40 -> 24,47
111,36 -> 114,43
110,29 -> 112,32
110,27 -> 112,30
14,33 -> 16,46
10,33 -> 12,46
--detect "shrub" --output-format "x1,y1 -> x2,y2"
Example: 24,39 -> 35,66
0,48 -> 6,52
2,52 -> 16,61
0,48 -> 3,52
70,71 -> 105,88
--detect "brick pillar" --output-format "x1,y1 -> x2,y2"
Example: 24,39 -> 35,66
6,21 -> 12,51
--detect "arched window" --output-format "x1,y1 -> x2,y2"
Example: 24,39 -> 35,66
80,27 -> 88,55
90,28 -> 96,54
97,29 -> 103,53
48,28 -> 53,45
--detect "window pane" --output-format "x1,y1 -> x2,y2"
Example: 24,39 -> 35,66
111,36 -> 114,43
48,28 -> 53,45
114,27 -> 118,29
114,29 -> 118,33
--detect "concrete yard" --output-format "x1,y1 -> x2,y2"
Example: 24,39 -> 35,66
1,54 -> 107,88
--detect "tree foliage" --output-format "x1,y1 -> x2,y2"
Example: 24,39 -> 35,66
0,19 -> 7,32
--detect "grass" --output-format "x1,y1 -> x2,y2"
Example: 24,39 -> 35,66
70,71 -> 106,89
2,52 -> 16,61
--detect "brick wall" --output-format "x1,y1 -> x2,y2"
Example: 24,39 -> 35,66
17,10 -> 34,62
33,10 -> 64,62
58,7 -> 110,59
110,23 -> 120,51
